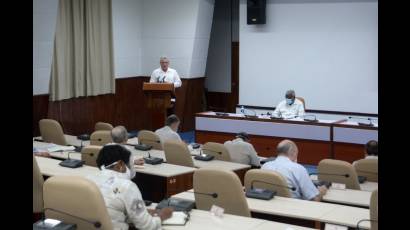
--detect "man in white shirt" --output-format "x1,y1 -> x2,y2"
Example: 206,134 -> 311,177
155,115 -> 182,145
272,90 -> 305,119
86,145 -> 173,229
150,56 -> 182,88
261,139 -> 327,201
224,132 -> 260,167
353,140 -> 378,166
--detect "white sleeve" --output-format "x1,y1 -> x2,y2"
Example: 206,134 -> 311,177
173,71 -> 182,88
296,166 -> 319,200
122,183 -> 162,230
298,103 -> 305,117
272,101 -> 282,116
150,70 -> 157,83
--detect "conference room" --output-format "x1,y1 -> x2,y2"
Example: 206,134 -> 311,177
33,0 -> 380,229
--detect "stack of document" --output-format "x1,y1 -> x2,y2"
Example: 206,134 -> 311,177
42,144 -> 75,153
162,211 -> 189,226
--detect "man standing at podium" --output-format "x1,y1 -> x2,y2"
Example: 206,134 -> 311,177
149,56 -> 182,88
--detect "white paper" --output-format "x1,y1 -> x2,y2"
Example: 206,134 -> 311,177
162,211 -> 188,225
331,183 -> 346,190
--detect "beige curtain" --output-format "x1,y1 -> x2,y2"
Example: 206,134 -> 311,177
50,0 -> 114,101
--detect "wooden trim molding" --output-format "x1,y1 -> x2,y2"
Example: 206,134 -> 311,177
33,76 -> 206,136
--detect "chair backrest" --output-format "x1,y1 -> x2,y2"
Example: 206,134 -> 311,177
163,140 -> 194,167
94,122 -> 114,131
318,159 -> 361,190
296,97 -> 306,109
354,159 -> 378,182
202,142 -> 231,161
43,176 -> 113,230
39,119 -> 67,146
370,189 -> 378,230
90,130 -> 112,146
244,169 -> 292,198
193,169 -> 251,217
33,155 -> 45,213
81,145 -> 103,167
138,130 -> 163,150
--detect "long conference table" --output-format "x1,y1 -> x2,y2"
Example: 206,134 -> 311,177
33,136 -> 250,202
34,136 -> 375,207
145,203 -> 315,230
171,190 -> 371,230
195,112 -> 378,164
34,156 -> 371,229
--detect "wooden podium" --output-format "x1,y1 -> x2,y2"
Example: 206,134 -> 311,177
143,82 -> 175,130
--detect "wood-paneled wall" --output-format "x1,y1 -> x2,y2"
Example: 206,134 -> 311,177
33,76 -> 205,136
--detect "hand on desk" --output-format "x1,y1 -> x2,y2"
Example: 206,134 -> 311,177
34,152 -> 51,158
148,207 -> 174,221
134,158 -> 144,166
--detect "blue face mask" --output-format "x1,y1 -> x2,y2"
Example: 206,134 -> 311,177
286,98 -> 294,105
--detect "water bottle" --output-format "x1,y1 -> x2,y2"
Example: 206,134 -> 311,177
240,106 -> 245,115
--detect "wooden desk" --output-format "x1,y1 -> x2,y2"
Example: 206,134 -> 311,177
147,204 -> 315,230
171,191 -> 370,229
359,182 -> 378,192
35,156 -> 99,177
129,148 -> 250,184
323,189 -> 371,208
34,152 -> 196,203
33,135 -> 90,147
195,112 -> 378,164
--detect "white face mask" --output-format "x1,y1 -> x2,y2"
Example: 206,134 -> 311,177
102,160 -> 133,180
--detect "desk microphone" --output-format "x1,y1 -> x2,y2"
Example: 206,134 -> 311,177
43,207 -> 102,228
143,151 -> 163,165
356,219 -> 377,230
348,116 -> 375,127
186,190 -> 218,198
302,114 -> 318,122
310,172 -> 350,178
249,180 -> 296,191
246,180 -> 295,200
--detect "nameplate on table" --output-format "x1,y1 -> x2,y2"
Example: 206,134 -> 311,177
331,183 -> 346,190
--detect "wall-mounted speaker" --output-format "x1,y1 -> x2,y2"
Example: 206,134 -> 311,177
247,0 -> 266,25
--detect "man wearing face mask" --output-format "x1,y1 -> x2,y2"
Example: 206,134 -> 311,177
272,89 -> 305,119
261,140 -> 327,201
155,114 -> 182,145
86,145 -> 173,229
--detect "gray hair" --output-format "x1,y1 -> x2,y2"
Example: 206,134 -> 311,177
160,56 -> 169,62
285,89 -> 295,98
111,126 -> 128,143
165,114 -> 180,126
276,139 -> 297,156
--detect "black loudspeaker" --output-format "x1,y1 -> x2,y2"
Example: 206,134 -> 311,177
247,0 -> 266,24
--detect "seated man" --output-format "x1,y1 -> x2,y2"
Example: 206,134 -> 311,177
272,89 -> 305,119
86,145 -> 173,229
261,139 -> 327,201
111,125 -> 144,167
155,114 -> 182,144
224,132 -> 260,167
33,147 -> 50,157
353,140 -> 378,166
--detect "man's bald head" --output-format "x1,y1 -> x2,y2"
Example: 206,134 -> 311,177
276,139 -> 299,162
111,126 -> 128,144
